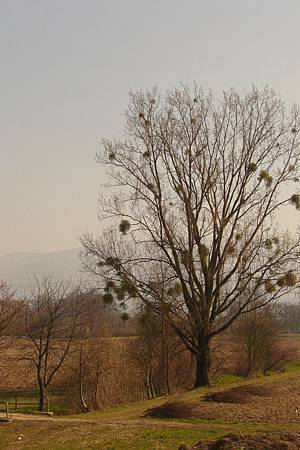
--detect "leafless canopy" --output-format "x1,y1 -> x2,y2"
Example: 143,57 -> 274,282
0,281 -> 22,339
24,276 -> 83,410
82,85 -> 300,385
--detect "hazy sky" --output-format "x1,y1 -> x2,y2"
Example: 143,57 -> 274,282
1,0 -> 300,255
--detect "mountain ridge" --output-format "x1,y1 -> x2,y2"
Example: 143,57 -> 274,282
0,248 -> 89,291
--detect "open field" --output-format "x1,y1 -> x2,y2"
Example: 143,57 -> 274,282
1,334 -> 300,448
1,366 -> 300,449
2,332 -> 300,389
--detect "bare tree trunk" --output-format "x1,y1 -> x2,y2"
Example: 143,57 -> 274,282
93,362 -> 101,410
93,383 -> 99,410
246,346 -> 255,376
193,334 -> 210,388
149,366 -> 155,399
162,315 -> 171,395
79,377 -> 89,412
38,375 -> 46,412
146,371 -> 152,399
165,355 -> 171,395
78,341 -> 89,413
149,367 -> 156,398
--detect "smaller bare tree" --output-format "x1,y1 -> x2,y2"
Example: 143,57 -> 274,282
71,297 -> 112,413
280,300 -> 300,333
134,307 -> 177,398
232,306 -> 290,376
24,277 -> 83,411
0,282 -> 23,349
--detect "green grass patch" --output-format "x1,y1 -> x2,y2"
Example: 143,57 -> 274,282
1,418 -> 300,450
0,387 -> 64,397
213,373 -> 245,385
2,366 -> 300,448
0,389 -> 70,415
285,360 -> 300,373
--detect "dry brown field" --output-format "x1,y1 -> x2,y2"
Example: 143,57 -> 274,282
0,333 -> 299,391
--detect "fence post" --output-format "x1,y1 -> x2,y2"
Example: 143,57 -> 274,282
0,401 -> 10,421
5,402 -> 9,420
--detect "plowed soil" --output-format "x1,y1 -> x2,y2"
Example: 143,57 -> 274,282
194,376 -> 300,423
149,375 -> 300,423
192,431 -> 300,449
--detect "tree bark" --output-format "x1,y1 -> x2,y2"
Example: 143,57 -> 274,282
149,366 -> 155,399
193,334 -> 210,388
93,362 -> 101,410
165,356 -> 171,395
146,372 -> 152,399
78,340 -> 89,413
38,383 -> 46,412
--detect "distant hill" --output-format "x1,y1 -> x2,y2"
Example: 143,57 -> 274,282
0,248 -> 89,292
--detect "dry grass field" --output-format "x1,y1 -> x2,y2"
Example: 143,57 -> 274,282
1,333 -> 299,390
1,334 -> 300,448
1,367 -> 300,449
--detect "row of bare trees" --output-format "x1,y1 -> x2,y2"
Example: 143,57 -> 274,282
0,275 -> 192,411
0,277 -> 180,412
0,275 -> 299,412
0,278 -> 99,411
1,84 -> 300,411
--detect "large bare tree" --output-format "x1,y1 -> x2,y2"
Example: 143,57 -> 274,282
82,85 -> 300,387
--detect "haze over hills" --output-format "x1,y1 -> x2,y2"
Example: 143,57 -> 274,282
0,248 -> 91,292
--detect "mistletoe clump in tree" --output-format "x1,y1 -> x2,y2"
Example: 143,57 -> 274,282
82,85 -> 300,387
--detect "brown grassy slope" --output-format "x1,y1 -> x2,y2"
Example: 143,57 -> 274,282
2,370 -> 300,449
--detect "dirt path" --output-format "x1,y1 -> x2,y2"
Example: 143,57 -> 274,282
7,413 -> 94,422
7,412 -> 206,430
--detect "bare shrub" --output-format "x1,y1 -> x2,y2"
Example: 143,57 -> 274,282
133,308 -> 173,399
280,300 -> 300,333
232,307 -> 291,376
64,331 -> 147,412
0,282 -> 23,349
62,310 -> 194,411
